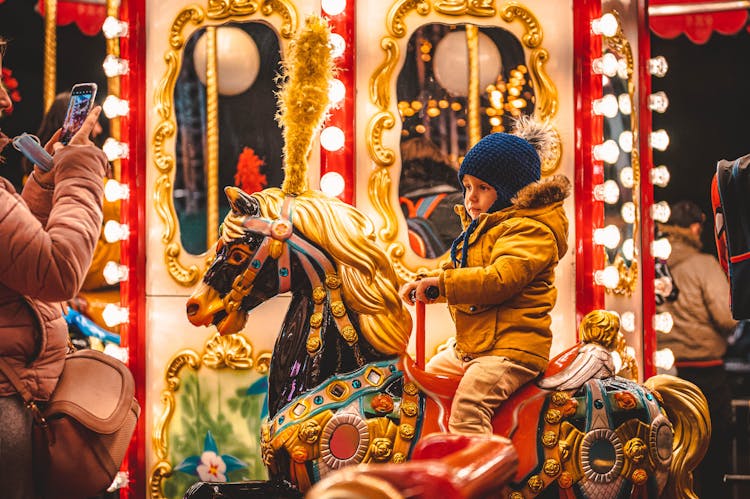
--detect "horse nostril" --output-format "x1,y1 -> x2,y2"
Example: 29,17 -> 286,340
186,302 -> 199,317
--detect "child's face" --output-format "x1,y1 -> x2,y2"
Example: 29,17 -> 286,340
462,174 -> 498,219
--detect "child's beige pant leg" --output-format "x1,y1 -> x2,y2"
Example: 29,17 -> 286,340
448,356 -> 539,436
424,343 -> 465,376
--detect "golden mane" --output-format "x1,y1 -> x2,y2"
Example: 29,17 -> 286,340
251,188 -> 412,355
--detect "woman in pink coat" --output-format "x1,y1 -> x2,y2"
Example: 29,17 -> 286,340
0,37 -> 108,498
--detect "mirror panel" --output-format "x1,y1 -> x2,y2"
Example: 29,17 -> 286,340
153,1 -> 297,286
366,2 -> 561,280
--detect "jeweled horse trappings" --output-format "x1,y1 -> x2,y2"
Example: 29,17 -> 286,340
186,186 -> 709,498
185,14 -> 710,499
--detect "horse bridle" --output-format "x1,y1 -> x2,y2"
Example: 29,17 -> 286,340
221,196 -> 360,355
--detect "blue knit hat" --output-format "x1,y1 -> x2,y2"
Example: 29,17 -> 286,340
458,132 -> 541,213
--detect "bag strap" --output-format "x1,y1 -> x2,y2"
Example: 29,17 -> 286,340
0,357 -> 49,427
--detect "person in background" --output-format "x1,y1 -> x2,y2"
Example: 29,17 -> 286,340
656,199 -> 738,497
0,36 -> 108,499
399,117 -> 570,435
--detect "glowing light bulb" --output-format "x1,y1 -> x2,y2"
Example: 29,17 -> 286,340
102,55 -> 129,77
593,140 -> 620,164
651,201 -> 671,223
593,180 -> 620,204
593,94 -> 619,118
328,78 -> 346,105
591,13 -> 619,37
595,265 -> 620,289
102,16 -> 129,39
618,131 -> 633,153
594,225 -> 621,249
621,311 -> 635,333
104,220 -> 130,243
619,167 -> 634,188
592,53 -> 618,77
320,171 -> 345,197
655,348 -> 675,371
622,238 -> 634,261
648,91 -> 669,113
329,33 -> 346,58
649,56 -> 669,78
102,303 -> 129,328
654,312 -> 674,334
104,179 -> 130,202
651,165 -> 671,187
102,138 -> 129,161
103,261 -> 129,285
320,126 -> 345,152
615,95 -> 631,117
652,238 -> 672,259
650,129 -> 670,151
620,202 -> 636,224
102,95 -> 129,118
322,0 -> 346,16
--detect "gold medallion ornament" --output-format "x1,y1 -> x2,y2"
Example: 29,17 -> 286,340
330,301 -> 346,318
542,431 -> 558,448
392,452 -> 406,463
310,312 -> 323,328
624,437 -> 647,464
324,273 -> 341,289
312,286 -> 327,304
399,424 -> 415,440
403,382 -> 418,396
371,438 -> 393,461
527,475 -> 544,493
543,459 -> 561,477
291,446 -> 308,463
401,401 -> 418,417
545,408 -> 562,425
551,391 -> 570,406
306,336 -> 321,353
340,325 -> 358,343
558,471 -> 573,489
299,420 -> 322,444
632,468 -> 648,484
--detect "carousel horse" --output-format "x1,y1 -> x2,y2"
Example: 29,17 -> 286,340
185,14 -> 708,499
186,186 -> 709,499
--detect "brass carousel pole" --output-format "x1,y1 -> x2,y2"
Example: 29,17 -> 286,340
466,24 -> 481,149
205,27 -> 220,249
42,0 -> 57,112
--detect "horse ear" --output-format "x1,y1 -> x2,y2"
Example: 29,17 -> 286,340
225,186 -> 257,216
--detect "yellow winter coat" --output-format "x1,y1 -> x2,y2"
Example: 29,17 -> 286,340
437,175 -> 570,372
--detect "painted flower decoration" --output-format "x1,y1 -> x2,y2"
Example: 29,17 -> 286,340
174,431 -> 247,482
614,391 -> 638,410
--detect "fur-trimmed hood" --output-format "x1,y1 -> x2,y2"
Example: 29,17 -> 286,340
455,174 -> 571,259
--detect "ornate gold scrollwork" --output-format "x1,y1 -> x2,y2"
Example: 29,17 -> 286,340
367,1 -> 560,281
149,333 -> 270,499
154,0 -> 298,286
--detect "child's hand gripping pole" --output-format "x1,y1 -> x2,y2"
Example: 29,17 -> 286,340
409,286 -> 439,369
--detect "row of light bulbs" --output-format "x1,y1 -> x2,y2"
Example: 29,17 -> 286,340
591,13 -> 676,371
100,15 -> 131,329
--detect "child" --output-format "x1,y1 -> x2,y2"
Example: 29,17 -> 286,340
399,117 -> 570,435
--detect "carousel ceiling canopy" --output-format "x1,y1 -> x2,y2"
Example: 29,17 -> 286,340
36,0 -> 107,37
650,0 -> 750,44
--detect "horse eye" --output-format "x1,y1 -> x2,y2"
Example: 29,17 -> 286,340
228,248 -> 250,264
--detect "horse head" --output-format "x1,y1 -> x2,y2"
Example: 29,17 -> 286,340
187,186 -> 413,416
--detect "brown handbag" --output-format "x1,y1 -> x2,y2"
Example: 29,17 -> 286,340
0,348 -> 140,498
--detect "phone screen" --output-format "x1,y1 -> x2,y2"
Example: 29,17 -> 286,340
59,83 -> 97,145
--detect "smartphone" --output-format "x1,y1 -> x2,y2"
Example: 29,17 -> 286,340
59,83 -> 98,145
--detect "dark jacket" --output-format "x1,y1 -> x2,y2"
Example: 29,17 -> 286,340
0,145 -> 106,400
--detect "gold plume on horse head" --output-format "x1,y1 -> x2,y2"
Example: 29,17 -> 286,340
276,14 -> 335,196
